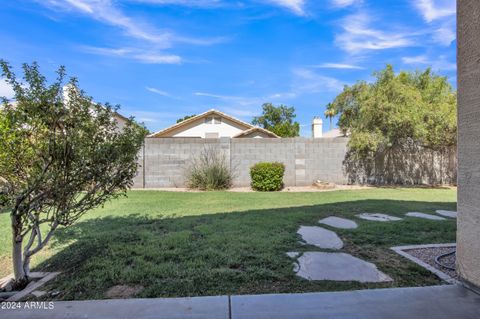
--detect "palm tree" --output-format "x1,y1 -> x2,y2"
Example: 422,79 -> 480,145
324,104 -> 336,130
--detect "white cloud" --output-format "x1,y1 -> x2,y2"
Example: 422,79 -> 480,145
314,63 -> 364,70
432,25 -> 456,46
40,0 -> 225,63
264,0 -> 306,16
81,46 -> 182,64
131,0 -> 223,6
146,87 -> 171,96
402,54 -> 456,71
335,12 -> 416,54
330,0 -> 360,8
292,68 -> 345,93
43,0 -> 173,45
0,79 -> 14,99
402,55 -> 429,64
414,0 -> 455,22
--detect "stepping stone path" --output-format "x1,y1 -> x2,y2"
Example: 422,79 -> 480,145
293,252 -> 392,282
286,252 -> 300,258
406,212 -> 446,221
356,213 -> 402,222
436,210 -> 457,218
319,216 -> 358,229
297,226 -> 343,249
291,213 -> 404,283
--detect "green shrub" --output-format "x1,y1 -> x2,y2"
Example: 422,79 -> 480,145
186,147 -> 233,190
250,162 -> 285,191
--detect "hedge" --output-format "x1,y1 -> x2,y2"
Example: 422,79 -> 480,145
250,162 -> 285,191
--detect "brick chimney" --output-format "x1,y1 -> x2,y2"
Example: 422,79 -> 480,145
312,117 -> 323,138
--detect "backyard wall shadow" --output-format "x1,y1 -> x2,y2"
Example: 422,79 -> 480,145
344,144 -> 457,185
37,199 -> 457,300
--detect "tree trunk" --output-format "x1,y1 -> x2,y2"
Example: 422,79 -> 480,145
12,237 -> 27,283
11,214 -> 28,285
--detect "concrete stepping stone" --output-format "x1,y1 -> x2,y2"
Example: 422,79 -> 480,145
286,252 -> 300,259
406,212 -> 446,221
436,210 -> 457,218
356,213 -> 402,222
319,216 -> 358,229
297,226 -> 343,249
294,252 -> 392,282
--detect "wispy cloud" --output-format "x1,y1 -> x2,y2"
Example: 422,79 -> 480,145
402,54 -> 456,71
413,0 -> 455,22
39,0 -> 225,62
146,87 -> 171,96
335,12 -> 417,54
0,79 -> 14,99
132,0 -> 223,6
292,68 -> 345,93
81,46 -> 182,64
42,0 -> 173,45
330,0 -> 361,8
264,0 -> 306,16
314,63 -> 364,70
412,0 -> 456,46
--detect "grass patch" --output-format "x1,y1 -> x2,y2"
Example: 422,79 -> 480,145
0,188 -> 456,300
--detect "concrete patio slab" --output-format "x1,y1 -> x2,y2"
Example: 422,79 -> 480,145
406,212 -> 446,221
231,285 -> 480,319
0,295 -> 229,319
294,252 -> 392,282
436,210 -> 457,218
319,216 -> 358,229
297,226 -> 343,249
356,213 -> 402,222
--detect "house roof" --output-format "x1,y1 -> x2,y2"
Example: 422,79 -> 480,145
148,109 -> 256,138
322,128 -> 346,138
232,127 -> 280,138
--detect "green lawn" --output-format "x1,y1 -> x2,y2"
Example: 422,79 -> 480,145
0,188 -> 457,300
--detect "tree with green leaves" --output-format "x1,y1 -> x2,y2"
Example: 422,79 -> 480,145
326,65 -> 457,184
252,103 -> 300,137
176,114 -> 196,123
0,61 -> 147,287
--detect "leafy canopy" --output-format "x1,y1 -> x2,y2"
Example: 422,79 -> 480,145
325,65 -> 457,156
176,114 -> 196,123
252,103 -> 300,137
0,61 -> 147,283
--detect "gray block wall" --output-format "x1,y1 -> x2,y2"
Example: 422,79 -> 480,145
133,137 -> 349,188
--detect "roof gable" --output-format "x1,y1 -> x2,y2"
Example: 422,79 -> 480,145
233,127 -> 279,138
148,109 -> 254,138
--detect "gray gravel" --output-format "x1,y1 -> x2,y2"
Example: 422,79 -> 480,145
406,246 -> 457,279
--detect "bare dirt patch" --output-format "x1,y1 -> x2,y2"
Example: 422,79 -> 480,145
105,285 -> 144,299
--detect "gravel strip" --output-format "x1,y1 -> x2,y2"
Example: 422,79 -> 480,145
405,246 -> 457,279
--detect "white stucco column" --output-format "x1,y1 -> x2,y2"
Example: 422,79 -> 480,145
456,0 -> 480,288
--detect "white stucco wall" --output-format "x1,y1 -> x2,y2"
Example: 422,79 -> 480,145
166,117 -> 250,138
457,0 -> 480,288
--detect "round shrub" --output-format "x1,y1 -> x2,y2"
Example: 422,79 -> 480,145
250,162 -> 285,191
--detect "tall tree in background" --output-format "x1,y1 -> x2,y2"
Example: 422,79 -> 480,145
0,61 -> 146,287
252,103 -> 300,137
176,114 -> 196,123
326,65 -> 457,184
326,65 -> 457,153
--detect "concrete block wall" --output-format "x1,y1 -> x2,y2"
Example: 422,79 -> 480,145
133,137 -> 349,188
305,138 -> 349,184
230,138 -> 297,186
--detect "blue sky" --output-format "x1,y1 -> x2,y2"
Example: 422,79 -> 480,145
0,0 -> 456,136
